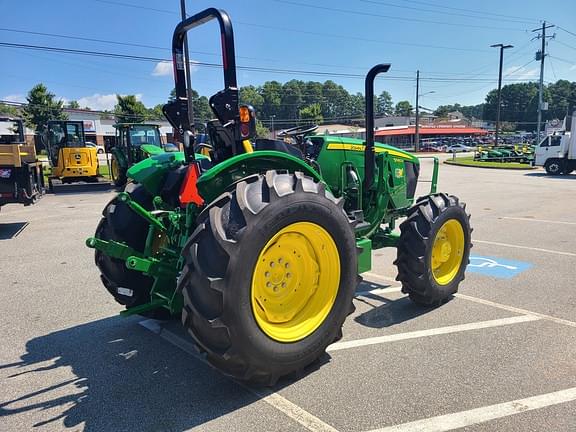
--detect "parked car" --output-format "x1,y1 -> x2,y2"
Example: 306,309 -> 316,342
446,144 -> 472,153
86,142 -> 106,154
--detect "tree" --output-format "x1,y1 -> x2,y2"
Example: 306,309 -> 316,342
299,103 -> 323,124
376,91 -> 393,115
67,100 -> 80,109
255,120 -> 269,138
239,85 -> 264,114
261,81 -> 282,123
168,88 -> 213,126
0,103 -> 20,117
22,83 -> 67,131
114,95 -> 148,123
395,100 -> 413,116
483,82 -> 539,130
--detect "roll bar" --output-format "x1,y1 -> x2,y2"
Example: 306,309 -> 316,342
163,8 -> 238,153
364,64 -> 391,192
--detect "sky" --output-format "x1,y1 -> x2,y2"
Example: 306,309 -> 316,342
1,0 -> 575,115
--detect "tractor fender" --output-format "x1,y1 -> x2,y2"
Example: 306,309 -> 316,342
196,150 -> 324,204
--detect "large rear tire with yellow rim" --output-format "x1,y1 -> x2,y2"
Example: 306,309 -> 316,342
395,193 -> 472,306
178,170 -> 358,385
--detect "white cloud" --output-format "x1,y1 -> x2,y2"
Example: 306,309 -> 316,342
3,94 -> 26,103
76,94 -> 118,110
75,93 -> 143,110
504,66 -> 539,80
151,60 -> 198,77
152,61 -> 173,76
570,64 -> 576,71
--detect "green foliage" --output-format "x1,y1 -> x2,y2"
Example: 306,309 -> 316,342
67,100 -> 80,109
255,120 -> 270,138
167,88 -> 212,126
395,100 -> 414,116
114,95 -> 148,123
376,91 -> 393,115
299,103 -> 323,124
23,83 -> 67,131
0,103 -> 21,117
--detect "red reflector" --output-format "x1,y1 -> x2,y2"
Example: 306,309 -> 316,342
240,123 -> 250,138
0,192 -> 14,198
179,163 -> 204,207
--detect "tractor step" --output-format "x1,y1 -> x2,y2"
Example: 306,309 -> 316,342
49,177 -> 113,194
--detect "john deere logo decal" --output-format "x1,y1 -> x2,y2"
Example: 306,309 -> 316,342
74,154 -> 81,160
395,168 -> 404,178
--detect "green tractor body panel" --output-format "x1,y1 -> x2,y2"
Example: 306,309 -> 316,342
127,151 -> 209,196
197,150 -> 324,203
141,144 -> 165,155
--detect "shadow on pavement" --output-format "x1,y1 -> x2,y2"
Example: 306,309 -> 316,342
0,316 -> 277,431
0,221 -> 29,240
354,280 -> 441,329
524,172 -> 576,179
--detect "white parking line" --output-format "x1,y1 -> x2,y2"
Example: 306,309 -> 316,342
455,293 -> 576,328
139,320 -> 339,432
473,239 -> 576,257
327,315 -> 540,352
367,386 -> 576,432
355,286 -> 402,297
501,216 -> 576,226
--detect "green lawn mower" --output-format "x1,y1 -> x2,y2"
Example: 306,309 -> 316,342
87,8 -> 472,385
110,123 -> 165,187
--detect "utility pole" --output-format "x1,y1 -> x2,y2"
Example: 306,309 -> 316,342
271,115 -> 276,139
532,22 -> 555,143
414,70 -> 420,152
490,43 -> 513,147
180,0 -> 194,130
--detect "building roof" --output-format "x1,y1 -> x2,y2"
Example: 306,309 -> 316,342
375,126 -> 488,137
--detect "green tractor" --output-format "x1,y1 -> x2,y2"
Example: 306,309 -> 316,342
87,8 -> 472,385
110,123 -> 165,187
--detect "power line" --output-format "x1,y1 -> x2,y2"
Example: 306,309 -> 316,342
556,26 -> 576,39
357,0 -> 537,24
554,40 -> 576,51
0,42 -> 539,82
271,0 -> 529,31
382,0 -> 539,23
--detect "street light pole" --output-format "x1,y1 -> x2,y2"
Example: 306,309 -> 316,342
490,43 -> 513,147
415,70 -> 420,152
271,115 -> 276,139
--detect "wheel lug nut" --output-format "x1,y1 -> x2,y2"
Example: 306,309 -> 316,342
266,282 -> 272,288
286,273 -> 291,278
265,271 -> 270,278
281,282 -> 286,288
270,262 -> 275,267
285,263 -> 289,269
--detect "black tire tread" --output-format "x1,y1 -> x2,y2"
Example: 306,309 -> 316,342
394,193 -> 472,306
178,170 -> 358,385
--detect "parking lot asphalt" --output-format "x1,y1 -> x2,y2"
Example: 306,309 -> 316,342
0,162 -> 575,432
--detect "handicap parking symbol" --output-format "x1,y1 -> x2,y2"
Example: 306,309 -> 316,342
467,255 -> 532,279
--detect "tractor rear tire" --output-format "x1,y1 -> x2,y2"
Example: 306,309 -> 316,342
94,183 -> 168,318
395,193 -> 472,306
178,171 -> 358,385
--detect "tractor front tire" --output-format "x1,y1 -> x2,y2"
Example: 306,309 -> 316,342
111,154 -> 127,187
94,183 -> 163,316
178,171 -> 359,385
395,194 -> 472,306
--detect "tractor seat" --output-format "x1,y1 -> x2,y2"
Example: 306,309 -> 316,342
255,139 -> 303,160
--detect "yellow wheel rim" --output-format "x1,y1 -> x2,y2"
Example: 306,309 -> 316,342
431,219 -> 465,285
251,222 -> 340,343
111,157 -> 120,180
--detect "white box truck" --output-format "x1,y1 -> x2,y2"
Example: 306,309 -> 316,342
534,111 -> 576,175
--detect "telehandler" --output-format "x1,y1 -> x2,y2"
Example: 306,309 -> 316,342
87,8 -> 472,385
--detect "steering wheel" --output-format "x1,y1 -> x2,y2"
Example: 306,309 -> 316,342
277,124 -> 318,139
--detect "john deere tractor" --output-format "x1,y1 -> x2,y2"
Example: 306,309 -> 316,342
110,123 -> 164,187
87,8 -> 472,385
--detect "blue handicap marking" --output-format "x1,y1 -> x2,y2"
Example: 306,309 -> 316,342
467,255 -> 532,279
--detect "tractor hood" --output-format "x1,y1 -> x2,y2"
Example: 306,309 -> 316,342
322,137 -> 419,164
